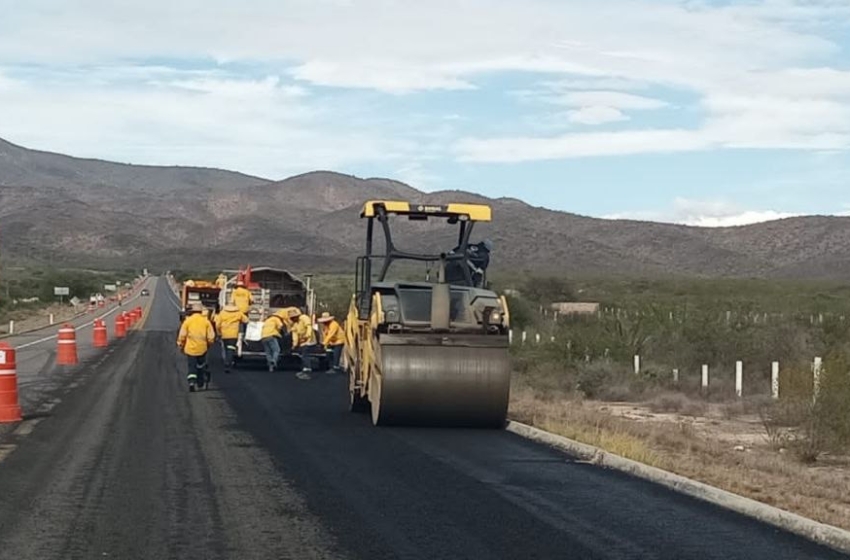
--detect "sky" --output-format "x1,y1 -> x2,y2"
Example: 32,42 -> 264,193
1,0 -> 849,226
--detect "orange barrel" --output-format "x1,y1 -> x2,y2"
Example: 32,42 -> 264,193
93,319 -> 108,348
115,314 -> 127,338
0,343 -> 22,423
56,324 -> 79,366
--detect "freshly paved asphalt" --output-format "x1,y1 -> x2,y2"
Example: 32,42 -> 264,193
0,278 -> 845,560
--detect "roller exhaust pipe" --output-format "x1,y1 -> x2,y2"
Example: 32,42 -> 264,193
430,255 -> 450,332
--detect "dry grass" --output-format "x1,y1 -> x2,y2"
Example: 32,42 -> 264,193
510,383 -> 850,531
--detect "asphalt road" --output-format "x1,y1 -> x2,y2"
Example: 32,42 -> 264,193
1,280 -> 153,418
0,279 -> 845,560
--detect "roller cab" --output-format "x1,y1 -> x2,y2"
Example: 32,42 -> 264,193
344,201 -> 511,428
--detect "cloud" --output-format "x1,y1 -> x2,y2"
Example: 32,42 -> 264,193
0,0 -> 849,190
455,86 -> 850,160
604,198 -> 801,227
567,106 -> 628,125
537,90 -> 668,126
0,66 -> 419,177
0,0 -> 842,92
556,91 -> 668,110
456,129 -> 710,162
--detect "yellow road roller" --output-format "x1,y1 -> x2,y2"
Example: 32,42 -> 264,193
343,201 -> 511,428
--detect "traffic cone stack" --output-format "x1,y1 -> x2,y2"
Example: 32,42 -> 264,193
57,324 -> 79,366
115,314 -> 127,338
93,319 -> 108,348
0,343 -> 22,423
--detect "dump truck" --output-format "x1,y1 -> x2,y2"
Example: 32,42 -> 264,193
218,266 -> 327,370
344,201 -> 511,427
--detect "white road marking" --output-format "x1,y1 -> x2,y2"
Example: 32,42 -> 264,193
11,279 -> 155,351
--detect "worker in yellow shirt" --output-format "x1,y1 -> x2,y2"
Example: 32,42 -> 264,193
231,280 -> 254,314
214,303 -> 248,373
177,303 -> 216,392
317,312 -> 345,374
288,308 -> 317,380
261,311 -> 286,373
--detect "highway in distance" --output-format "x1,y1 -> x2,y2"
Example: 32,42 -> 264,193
0,278 -> 845,560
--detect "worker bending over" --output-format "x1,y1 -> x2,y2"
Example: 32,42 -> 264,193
317,312 -> 345,374
260,310 -> 287,373
288,308 -> 317,380
215,303 -> 248,373
177,302 -> 216,391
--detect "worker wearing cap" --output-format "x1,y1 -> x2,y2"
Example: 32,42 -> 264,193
317,312 -> 345,374
231,280 -> 254,315
177,302 -> 216,390
289,308 -> 317,380
215,303 -> 248,373
260,310 -> 286,373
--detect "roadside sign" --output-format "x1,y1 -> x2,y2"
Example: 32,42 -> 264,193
54,287 -> 70,296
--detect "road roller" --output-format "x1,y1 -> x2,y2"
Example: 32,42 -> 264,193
343,201 -> 511,428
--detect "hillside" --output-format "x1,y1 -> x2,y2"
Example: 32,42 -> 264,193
1,137 -> 849,279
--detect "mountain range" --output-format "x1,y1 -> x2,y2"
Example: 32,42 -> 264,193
1,137 -> 849,279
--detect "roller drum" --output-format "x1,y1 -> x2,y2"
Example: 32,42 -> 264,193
372,334 -> 510,428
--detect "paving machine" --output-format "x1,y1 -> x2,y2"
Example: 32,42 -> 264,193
344,201 -> 511,427
179,280 -> 221,322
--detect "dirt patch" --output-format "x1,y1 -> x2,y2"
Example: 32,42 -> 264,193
510,384 -> 850,532
0,304 -> 81,336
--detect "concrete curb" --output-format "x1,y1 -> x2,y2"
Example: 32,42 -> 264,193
506,420 -> 850,555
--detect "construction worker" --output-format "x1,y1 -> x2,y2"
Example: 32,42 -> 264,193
177,302 -> 216,391
260,310 -> 286,373
214,303 -> 248,373
231,280 -> 254,314
317,312 -> 345,374
289,307 -> 317,380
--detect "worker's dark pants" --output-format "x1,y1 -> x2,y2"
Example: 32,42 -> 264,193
262,337 -> 281,370
221,338 -> 237,368
298,344 -> 319,372
187,354 -> 208,383
328,344 -> 344,371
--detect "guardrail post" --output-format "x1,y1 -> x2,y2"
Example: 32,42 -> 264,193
735,361 -> 743,398
771,362 -> 780,399
813,357 -> 823,403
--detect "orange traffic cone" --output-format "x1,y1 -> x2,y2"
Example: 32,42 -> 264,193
57,324 -> 79,366
115,314 -> 127,339
93,319 -> 108,348
0,343 -> 22,423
